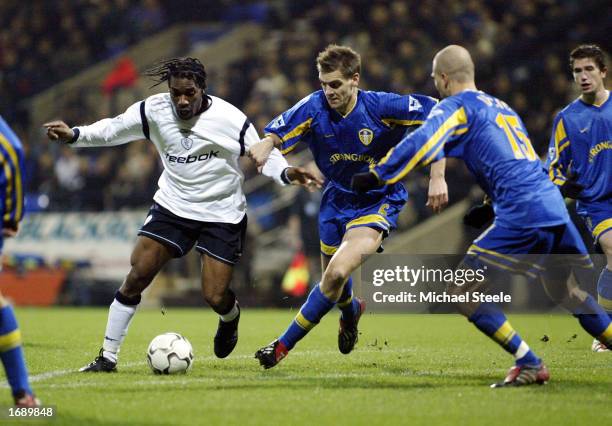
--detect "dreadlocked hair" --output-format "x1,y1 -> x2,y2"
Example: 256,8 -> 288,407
144,57 -> 207,89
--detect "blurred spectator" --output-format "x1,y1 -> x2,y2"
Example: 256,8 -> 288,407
53,146 -> 86,210
5,0 -> 609,225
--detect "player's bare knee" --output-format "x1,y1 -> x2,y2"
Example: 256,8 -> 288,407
599,236 -> 612,268
567,286 -> 589,305
322,266 -> 350,291
203,291 -> 225,310
123,262 -> 157,293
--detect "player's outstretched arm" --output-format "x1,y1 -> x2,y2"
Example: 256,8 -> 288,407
249,133 -> 282,168
43,120 -> 75,143
284,167 -> 324,191
46,101 -> 146,147
426,158 -> 448,213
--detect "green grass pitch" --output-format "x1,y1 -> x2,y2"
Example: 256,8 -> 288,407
4,308 -> 612,425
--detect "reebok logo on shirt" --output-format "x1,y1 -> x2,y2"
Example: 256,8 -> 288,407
165,150 -> 220,164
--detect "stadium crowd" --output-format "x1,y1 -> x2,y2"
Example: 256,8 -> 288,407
3,0 -> 608,225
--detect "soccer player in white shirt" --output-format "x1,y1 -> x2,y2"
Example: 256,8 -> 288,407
44,57 -> 321,372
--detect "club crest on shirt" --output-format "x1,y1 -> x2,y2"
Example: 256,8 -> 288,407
179,129 -> 193,150
358,128 -> 374,146
181,137 -> 194,150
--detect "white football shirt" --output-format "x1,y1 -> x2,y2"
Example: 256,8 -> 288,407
71,93 -> 289,223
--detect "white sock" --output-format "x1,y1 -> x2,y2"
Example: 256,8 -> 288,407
220,301 -> 239,322
102,299 -> 138,362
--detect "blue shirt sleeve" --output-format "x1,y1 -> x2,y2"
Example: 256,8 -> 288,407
264,94 -> 314,155
373,98 -> 468,184
0,117 -> 25,225
545,113 -> 571,186
376,92 -> 438,128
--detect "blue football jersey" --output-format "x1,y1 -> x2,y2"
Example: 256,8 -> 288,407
264,90 -> 437,190
546,92 -> 612,206
0,115 -> 25,250
373,90 -> 569,228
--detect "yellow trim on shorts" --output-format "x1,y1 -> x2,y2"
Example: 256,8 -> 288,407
466,252 -> 538,279
0,329 -> 22,352
320,240 -> 338,256
593,219 -> 612,241
346,214 -> 389,230
468,244 -> 545,271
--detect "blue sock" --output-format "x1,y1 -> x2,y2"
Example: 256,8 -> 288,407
573,295 -> 612,346
597,267 -> 612,320
337,277 -> 360,322
0,305 -> 32,396
468,303 -> 540,366
279,284 -> 335,350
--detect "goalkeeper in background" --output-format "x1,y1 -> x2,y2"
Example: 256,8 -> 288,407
0,115 -> 39,407
546,44 -> 612,352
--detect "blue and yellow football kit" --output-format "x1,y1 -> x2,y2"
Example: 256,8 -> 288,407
546,91 -> 612,319
265,89 -> 437,255
371,89 -> 612,364
0,115 -> 25,252
0,114 -> 34,400
373,90 -> 590,273
264,90 -> 436,354
546,91 -> 612,243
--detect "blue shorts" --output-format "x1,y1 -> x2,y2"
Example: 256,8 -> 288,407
577,199 -> 612,242
464,221 -> 593,279
319,182 -> 406,256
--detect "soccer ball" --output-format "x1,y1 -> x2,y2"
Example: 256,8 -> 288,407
146,332 -> 194,374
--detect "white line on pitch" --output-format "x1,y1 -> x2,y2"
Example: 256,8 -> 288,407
1,347 -> 415,388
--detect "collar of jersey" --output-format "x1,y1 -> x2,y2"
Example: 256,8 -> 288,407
196,95 -> 214,115
579,90 -> 610,109
331,90 -> 360,119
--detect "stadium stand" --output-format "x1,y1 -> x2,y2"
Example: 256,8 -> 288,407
2,0 -> 609,304
8,1 -> 608,215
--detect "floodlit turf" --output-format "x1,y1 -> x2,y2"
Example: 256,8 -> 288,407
3,307 -> 611,425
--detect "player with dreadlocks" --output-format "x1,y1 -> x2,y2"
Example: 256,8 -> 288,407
45,57 -> 322,372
